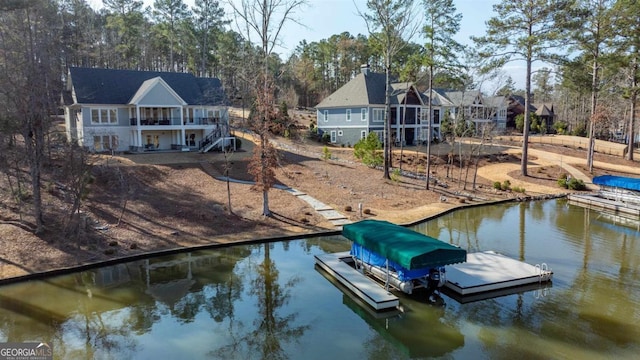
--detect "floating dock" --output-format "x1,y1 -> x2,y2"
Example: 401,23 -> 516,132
317,250 -> 553,310
444,251 -> 553,296
314,251 -> 399,311
567,193 -> 640,219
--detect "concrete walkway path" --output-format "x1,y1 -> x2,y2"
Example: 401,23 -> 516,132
211,173 -> 351,227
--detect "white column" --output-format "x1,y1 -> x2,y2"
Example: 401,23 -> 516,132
180,106 -> 185,146
136,106 -> 142,148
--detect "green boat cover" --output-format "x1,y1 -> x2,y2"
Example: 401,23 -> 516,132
342,220 -> 466,270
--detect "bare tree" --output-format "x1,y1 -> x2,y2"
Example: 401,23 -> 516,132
222,143 -> 235,215
228,0 -> 306,216
0,0 -> 61,234
358,0 -> 419,180
61,144 -> 94,244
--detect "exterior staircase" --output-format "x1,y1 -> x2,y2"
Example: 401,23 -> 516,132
199,124 -> 235,153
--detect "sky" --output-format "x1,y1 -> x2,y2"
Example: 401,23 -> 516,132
87,0 -> 531,90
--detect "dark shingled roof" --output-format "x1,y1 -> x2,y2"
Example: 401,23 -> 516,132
315,71 -> 391,108
68,67 -> 226,106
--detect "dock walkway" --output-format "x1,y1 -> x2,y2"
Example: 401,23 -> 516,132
315,252 -> 399,311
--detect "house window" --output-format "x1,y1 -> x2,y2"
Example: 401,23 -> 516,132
186,133 -> 196,146
93,135 -> 118,151
91,108 -> 118,124
361,130 -> 367,139
330,130 -> 337,143
207,109 -> 221,119
346,109 -> 351,121
433,109 -> 440,124
419,127 -> 430,141
338,130 -> 343,136
323,110 -> 328,122
372,109 -> 384,122
184,108 -> 195,124
361,108 -> 367,121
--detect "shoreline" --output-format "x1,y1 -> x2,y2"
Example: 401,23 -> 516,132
0,193 -> 566,286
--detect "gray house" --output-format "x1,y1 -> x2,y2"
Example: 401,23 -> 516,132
315,65 -> 442,146
432,89 -> 508,135
63,67 -> 229,153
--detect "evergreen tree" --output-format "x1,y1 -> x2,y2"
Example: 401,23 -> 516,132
422,0 -> 465,189
152,0 -> 190,71
473,0 -> 574,176
571,0 -> 616,171
611,0 -> 640,161
360,0 -> 419,180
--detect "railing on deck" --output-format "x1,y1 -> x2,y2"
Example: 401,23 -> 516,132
129,117 -> 221,126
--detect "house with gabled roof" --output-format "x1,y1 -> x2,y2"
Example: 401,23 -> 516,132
315,65 -> 442,146
63,67 -> 230,153
533,102 -> 555,132
434,89 -> 506,134
485,95 -> 508,131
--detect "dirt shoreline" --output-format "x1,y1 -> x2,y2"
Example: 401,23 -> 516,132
1,135 -> 638,284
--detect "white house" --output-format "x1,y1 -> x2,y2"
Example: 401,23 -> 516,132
63,67 -> 229,153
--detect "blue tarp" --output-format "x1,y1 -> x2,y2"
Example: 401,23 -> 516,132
593,175 -> 640,192
350,243 -> 432,281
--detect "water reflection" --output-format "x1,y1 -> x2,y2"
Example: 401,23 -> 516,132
0,200 -> 639,359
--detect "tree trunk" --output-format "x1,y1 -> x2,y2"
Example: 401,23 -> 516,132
426,65 -> 433,189
626,57 -> 637,161
25,115 -> 45,234
587,58 -> 599,171
522,57 -> 532,177
383,47 -> 392,180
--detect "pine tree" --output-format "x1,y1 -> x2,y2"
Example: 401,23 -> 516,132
473,0 -> 574,176
422,0 -> 465,189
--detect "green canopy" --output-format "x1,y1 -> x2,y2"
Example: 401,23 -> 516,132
342,220 -> 466,270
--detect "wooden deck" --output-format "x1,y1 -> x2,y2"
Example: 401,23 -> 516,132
314,251 -> 399,311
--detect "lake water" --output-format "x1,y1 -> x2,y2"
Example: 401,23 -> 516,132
0,199 -> 639,359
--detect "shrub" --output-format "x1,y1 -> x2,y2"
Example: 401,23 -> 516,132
493,180 -> 513,191
567,178 -> 586,190
390,168 -> 401,183
363,208 -> 371,215
344,205 -> 352,212
557,174 -> 587,190
354,132 -> 383,168
321,146 -> 331,161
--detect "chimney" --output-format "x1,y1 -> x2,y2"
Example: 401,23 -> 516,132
360,64 -> 370,76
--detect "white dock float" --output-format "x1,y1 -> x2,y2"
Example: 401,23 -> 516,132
567,193 -> 640,218
315,251 -> 399,311
445,251 -> 553,296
